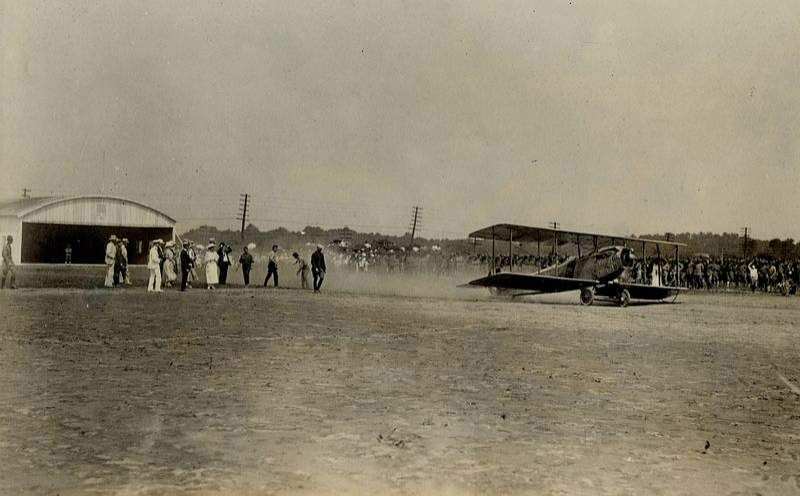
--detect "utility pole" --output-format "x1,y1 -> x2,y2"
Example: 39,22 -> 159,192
741,226 -> 750,258
237,193 -> 249,239
408,206 -> 422,247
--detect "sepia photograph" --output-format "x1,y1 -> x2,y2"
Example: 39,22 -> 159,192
1,1 -> 798,494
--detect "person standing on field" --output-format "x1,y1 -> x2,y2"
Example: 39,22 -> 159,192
311,244 -> 326,293
1,235 -> 16,289
113,238 -> 125,286
239,246 -> 254,286
163,240 -> 178,288
180,241 -> 193,291
147,240 -> 163,292
204,242 -> 219,290
120,238 -> 131,285
264,244 -> 279,287
292,252 -> 309,289
748,260 -> 759,293
104,235 -> 118,288
217,242 -> 231,285
187,241 -> 198,288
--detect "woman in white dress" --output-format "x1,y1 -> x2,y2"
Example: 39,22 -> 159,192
204,243 -> 219,289
163,241 -> 178,287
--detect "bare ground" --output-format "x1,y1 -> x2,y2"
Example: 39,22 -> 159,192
0,281 -> 799,495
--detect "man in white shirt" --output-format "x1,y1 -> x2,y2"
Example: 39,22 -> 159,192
104,235 -> 117,288
147,240 -> 163,292
748,261 -> 759,293
263,244 -> 279,287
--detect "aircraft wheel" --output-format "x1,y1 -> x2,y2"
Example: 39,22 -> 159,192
618,289 -> 631,307
488,287 -> 512,299
579,288 -> 594,306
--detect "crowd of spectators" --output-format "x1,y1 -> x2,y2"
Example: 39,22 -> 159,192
323,243 -> 800,296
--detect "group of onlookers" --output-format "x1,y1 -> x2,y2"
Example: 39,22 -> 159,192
685,257 -> 800,294
105,236 -> 327,294
104,235 -> 131,288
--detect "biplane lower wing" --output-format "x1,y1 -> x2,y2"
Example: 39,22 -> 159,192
467,273 -> 598,293
596,282 -> 681,301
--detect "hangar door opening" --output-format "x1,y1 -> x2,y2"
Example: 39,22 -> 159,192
21,223 -> 174,264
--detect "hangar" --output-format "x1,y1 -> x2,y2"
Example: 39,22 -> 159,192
0,196 -> 175,264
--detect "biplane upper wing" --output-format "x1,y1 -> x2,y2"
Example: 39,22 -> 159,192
468,223 -> 686,247
467,273 -> 598,293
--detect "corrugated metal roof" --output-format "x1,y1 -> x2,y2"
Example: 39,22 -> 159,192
0,196 -> 176,224
0,197 -> 59,217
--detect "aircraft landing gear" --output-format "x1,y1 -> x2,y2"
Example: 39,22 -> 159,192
617,289 -> 631,307
488,287 -> 514,299
579,287 -> 594,306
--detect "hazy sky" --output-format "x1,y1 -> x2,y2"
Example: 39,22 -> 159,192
2,1 -> 798,239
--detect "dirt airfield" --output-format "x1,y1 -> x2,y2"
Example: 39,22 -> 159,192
0,269 -> 799,495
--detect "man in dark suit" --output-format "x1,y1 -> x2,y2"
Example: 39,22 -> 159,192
311,244 -> 326,292
217,242 -> 232,285
180,241 -> 193,291
239,246 -> 254,286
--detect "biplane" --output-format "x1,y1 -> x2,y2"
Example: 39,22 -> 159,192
465,224 -> 687,307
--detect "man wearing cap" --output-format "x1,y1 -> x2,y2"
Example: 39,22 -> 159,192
1,235 -> 16,289
264,244 -> 279,287
104,235 -> 118,288
311,244 -> 326,293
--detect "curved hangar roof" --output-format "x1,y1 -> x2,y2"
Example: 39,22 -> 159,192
0,196 -> 175,228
